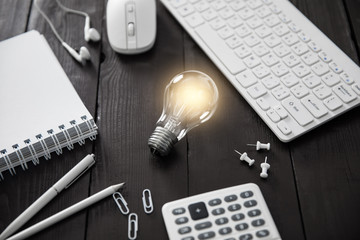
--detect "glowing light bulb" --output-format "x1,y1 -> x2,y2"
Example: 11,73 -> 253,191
148,70 -> 219,156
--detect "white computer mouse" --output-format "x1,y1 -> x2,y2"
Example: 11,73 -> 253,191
107,0 -> 156,54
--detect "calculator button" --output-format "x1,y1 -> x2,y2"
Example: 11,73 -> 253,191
182,237 -> 195,240
231,213 -> 245,221
235,223 -> 249,231
215,217 -> 229,225
173,207 -> 186,215
208,198 -> 222,206
239,234 -> 253,240
240,191 -> 254,198
224,194 -> 238,202
195,221 -> 212,230
224,238 -> 236,240
188,202 -> 209,220
219,227 -> 232,235
256,229 -> 270,238
244,200 -> 257,208
211,207 -> 225,215
248,209 -> 261,217
178,226 -> 192,235
252,219 -> 265,227
176,217 -> 189,224
228,203 -> 241,212
198,231 -> 216,239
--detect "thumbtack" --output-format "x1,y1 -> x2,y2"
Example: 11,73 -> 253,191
234,150 -> 255,166
260,156 -> 270,179
247,141 -> 270,151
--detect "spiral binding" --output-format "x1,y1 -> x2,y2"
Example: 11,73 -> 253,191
0,116 -> 97,180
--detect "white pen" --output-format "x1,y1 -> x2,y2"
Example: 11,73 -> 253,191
0,154 -> 96,240
7,182 -> 125,240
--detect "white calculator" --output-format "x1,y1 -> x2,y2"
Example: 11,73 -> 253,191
162,183 -> 281,240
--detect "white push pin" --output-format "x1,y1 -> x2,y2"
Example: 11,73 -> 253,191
260,156 -> 270,179
234,150 -> 255,166
247,141 -> 270,151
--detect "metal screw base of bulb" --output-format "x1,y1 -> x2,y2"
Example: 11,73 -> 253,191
148,126 -> 178,156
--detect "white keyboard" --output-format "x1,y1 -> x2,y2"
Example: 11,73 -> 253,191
160,0 -> 360,142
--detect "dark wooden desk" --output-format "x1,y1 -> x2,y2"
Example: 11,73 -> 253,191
1,0 -> 360,239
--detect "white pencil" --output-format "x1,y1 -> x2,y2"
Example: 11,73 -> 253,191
7,183 -> 125,240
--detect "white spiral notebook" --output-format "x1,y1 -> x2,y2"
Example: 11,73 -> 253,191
0,30 -> 98,179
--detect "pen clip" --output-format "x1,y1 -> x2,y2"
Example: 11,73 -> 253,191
65,159 -> 95,189
142,189 -> 154,214
128,213 -> 138,240
113,192 -> 130,215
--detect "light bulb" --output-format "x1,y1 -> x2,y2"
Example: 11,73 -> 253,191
148,70 -> 219,156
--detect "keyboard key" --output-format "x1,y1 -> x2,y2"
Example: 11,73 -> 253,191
291,83 -> 309,98
264,14 -> 280,27
173,207 -> 186,215
301,95 -> 328,118
262,53 -> 279,67
253,64 -> 270,78
282,32 -> 299,46
208,198 -> 222,206
352,84 -> 360,95
239,234 -> 254,240
273,23 -> 290,36
267,109 -> 281,122
195,221 -> 212,230
198,231 -> 216,239
244,34 -> 261,47
255,5 -> 272,18
247,0 -> 263,9
236,24 -> 252,37
244,200 -> 258,207
244,55 -> 261,68
247,83 -> 267,98
235,223 -> 249,231
226,35 -> 243,48
185,13 -> 205,27
283,53 -> 300,67
257,97 -> 270,110
188,202 -> 209,220
178,4 -> 195,16
219,227 -> 232,235
211,0 -> 226,10
229,0 -> 246,11
281,73 -> 299,88
238,7 -> 255,20
301,52 -> 319,66
215,217 -> 229,225
318,51 -> 332,63
293,64 -> 310,78
262,75 -> 280,89
292,42 -> 309,55
227,15 -> 243,28
298,32 -> 311,42
170,0 -> 187,8
277,120 -> 292,135
269,3 -> 281,14
308,41 -> 321,52
219,6 -> 234,19
240,190 -> 254,198
247,16 -> 263,29
178,226 -> 192,235
253,44 -> 270,57
203,8 -> 219,21
273,43 -> 290,57
255,25 -> 272,38
236,70 -> 258,88
288,22 -> 301,33
224,194 -> 238,202
228,203 -> 241,211
235,45 -> 252,58
340,72 -> 354,85
323,95 -> 343,111
209,18 -> 226,30
303,74 -> 321,88
311,62 -> 329,76
176,216 -> 189,224
256,229 -> 270,238
248,209 -> 261,217
329,62 -> 343,74
322,72 -> 340,87
231,213 -> 245,221
271,63 -> 289,77
218,26 -> 234,39
196,24 -> 246,74
272,85 -> 290,100
282,97 -> 313,126
274,105 -> 288,119
264,34 -> 281,48
252,219 -> 265,227
194,0 -> 210,12
278,13 -> 291,23
313,84 -> 332,99
212,207 -> 225,215
333,84 -> 357,103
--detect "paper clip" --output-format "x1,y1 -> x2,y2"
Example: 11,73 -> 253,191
128,213 -> 138,240
112,192 -> 130,215
142,189 -> 154,214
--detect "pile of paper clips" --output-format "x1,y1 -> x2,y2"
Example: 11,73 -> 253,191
112,189 -> 154,239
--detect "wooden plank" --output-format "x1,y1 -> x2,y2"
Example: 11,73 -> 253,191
345,0 -> 360,59
0,0 -> 102,239
85,1 -> 188,239
0,0 -> 31,40
288,0 -> 360,239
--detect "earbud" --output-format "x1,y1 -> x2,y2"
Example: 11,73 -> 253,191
84,16 -> 101,42
62,42 -> 91,64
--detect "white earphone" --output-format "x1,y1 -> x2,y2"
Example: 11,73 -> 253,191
34,0 -> 100,64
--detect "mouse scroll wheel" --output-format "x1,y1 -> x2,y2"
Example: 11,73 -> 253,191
128,23 -> 135,36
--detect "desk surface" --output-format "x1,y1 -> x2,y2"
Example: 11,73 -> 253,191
1,0 -> 360,239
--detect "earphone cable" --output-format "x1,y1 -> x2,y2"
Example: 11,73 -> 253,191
55,0 -> 89,19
